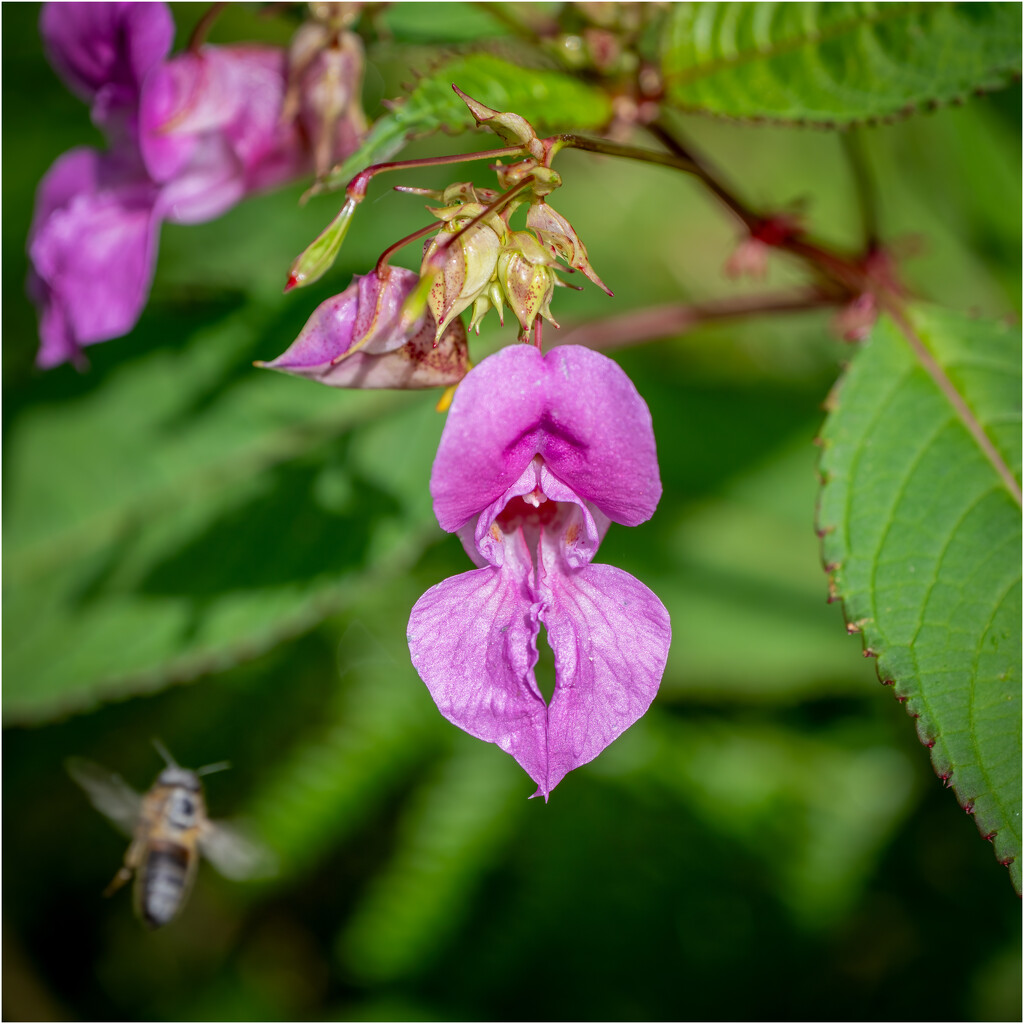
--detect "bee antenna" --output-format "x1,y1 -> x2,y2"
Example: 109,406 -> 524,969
196,761 -> 231,777
151,738 -> 179,768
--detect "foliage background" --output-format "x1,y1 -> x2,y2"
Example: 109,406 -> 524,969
3,3 -> 1020,1020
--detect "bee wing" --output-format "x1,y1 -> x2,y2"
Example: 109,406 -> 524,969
67,758 -> 142,837
199,820 -> 278,881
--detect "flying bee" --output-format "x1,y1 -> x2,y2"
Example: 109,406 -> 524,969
68,742 -> 276,929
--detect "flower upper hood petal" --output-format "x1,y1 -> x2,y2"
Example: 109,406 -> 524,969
431,344 -> 661,533
40,2 -> 173,109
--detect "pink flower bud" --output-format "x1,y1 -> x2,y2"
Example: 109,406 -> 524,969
259,267 -> 469,389
296,33 -> 366,179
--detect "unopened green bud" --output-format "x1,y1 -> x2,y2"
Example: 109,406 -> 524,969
285,197 -> 357,291
497,231 -> 559,336
467,280 -> 506,334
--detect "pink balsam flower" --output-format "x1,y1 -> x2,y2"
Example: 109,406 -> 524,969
408,344 -> 671,798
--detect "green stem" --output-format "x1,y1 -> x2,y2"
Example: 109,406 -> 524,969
550,132 -> 703,179
841,129 -> 880,251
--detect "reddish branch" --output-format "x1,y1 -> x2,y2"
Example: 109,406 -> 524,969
555,289 -> 835,351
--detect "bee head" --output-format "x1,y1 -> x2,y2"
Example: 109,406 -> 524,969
157,766 -> 203,792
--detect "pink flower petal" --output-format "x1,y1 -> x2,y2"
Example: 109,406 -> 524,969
29,149 -> 161,367
40,2 -> 172,110
408,554 -> 550,790
540,561 -> 671,796
431,344 -> 661,534
140,45 -> 304,205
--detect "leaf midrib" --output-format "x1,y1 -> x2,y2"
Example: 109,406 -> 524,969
888,306 -> 1023,508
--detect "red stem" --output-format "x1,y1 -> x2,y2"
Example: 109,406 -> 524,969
554,289 -> 836,351
187,2 -> 227,51
375,222 -> 439,276
344,147 -> 527,202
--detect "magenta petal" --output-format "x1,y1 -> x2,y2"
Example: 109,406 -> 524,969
41,2 -> 173,131
28,147 -> 101,237
216,47 -> 304,191
157,134 -> 244,225
261,269 -> 469,390
540,562 -> 670,795
29,151 -> 161,366
431,344 -> 661,534
408,564 -> 550,790
140,45 -> 301,200
262,268 -> 420,369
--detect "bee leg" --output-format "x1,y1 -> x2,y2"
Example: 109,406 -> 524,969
103,865 -> 133,897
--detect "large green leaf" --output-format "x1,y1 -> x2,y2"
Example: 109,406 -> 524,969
319,52 -> 612,192
2,303 -> 447,724
662,3 -> 1022,125
818,305 -> 1022,887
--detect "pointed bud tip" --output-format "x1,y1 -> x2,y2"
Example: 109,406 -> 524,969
284,273 -> 301,292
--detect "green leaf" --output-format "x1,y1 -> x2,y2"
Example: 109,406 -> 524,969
245,616 -> 445,877
378,2 -> 511,43
818,305 -> 1022,887
662,3 -> 1023,125
646,717 -> 921,927
336,733 -> 527,981
2,304 -> 447,724
319,52 -> 612,192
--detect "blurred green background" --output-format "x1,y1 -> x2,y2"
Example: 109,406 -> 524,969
3,4 -> 1021,1020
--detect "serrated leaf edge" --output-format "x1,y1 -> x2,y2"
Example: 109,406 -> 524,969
663,3 -> 1023,129
814,333 -> 1021,891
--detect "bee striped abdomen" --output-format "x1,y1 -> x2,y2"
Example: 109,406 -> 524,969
137,841 -> 192,929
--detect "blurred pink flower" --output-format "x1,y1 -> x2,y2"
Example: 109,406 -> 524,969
408,344 -> 671,798
29,2 -> 362,368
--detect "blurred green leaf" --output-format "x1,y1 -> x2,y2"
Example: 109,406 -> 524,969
378,2 -> 511,43
2,304 -> 447,724
643,716 -> 920,927
818,306 -> 1022,887
336,733 -> 527,982
319,52 -> 612,192
662,3 -> 1022,125
651,437 -> 874,702
245,615 -> 443,876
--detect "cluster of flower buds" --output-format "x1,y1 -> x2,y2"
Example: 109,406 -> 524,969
276,87 -> 613,389
408,93 -> 611,343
